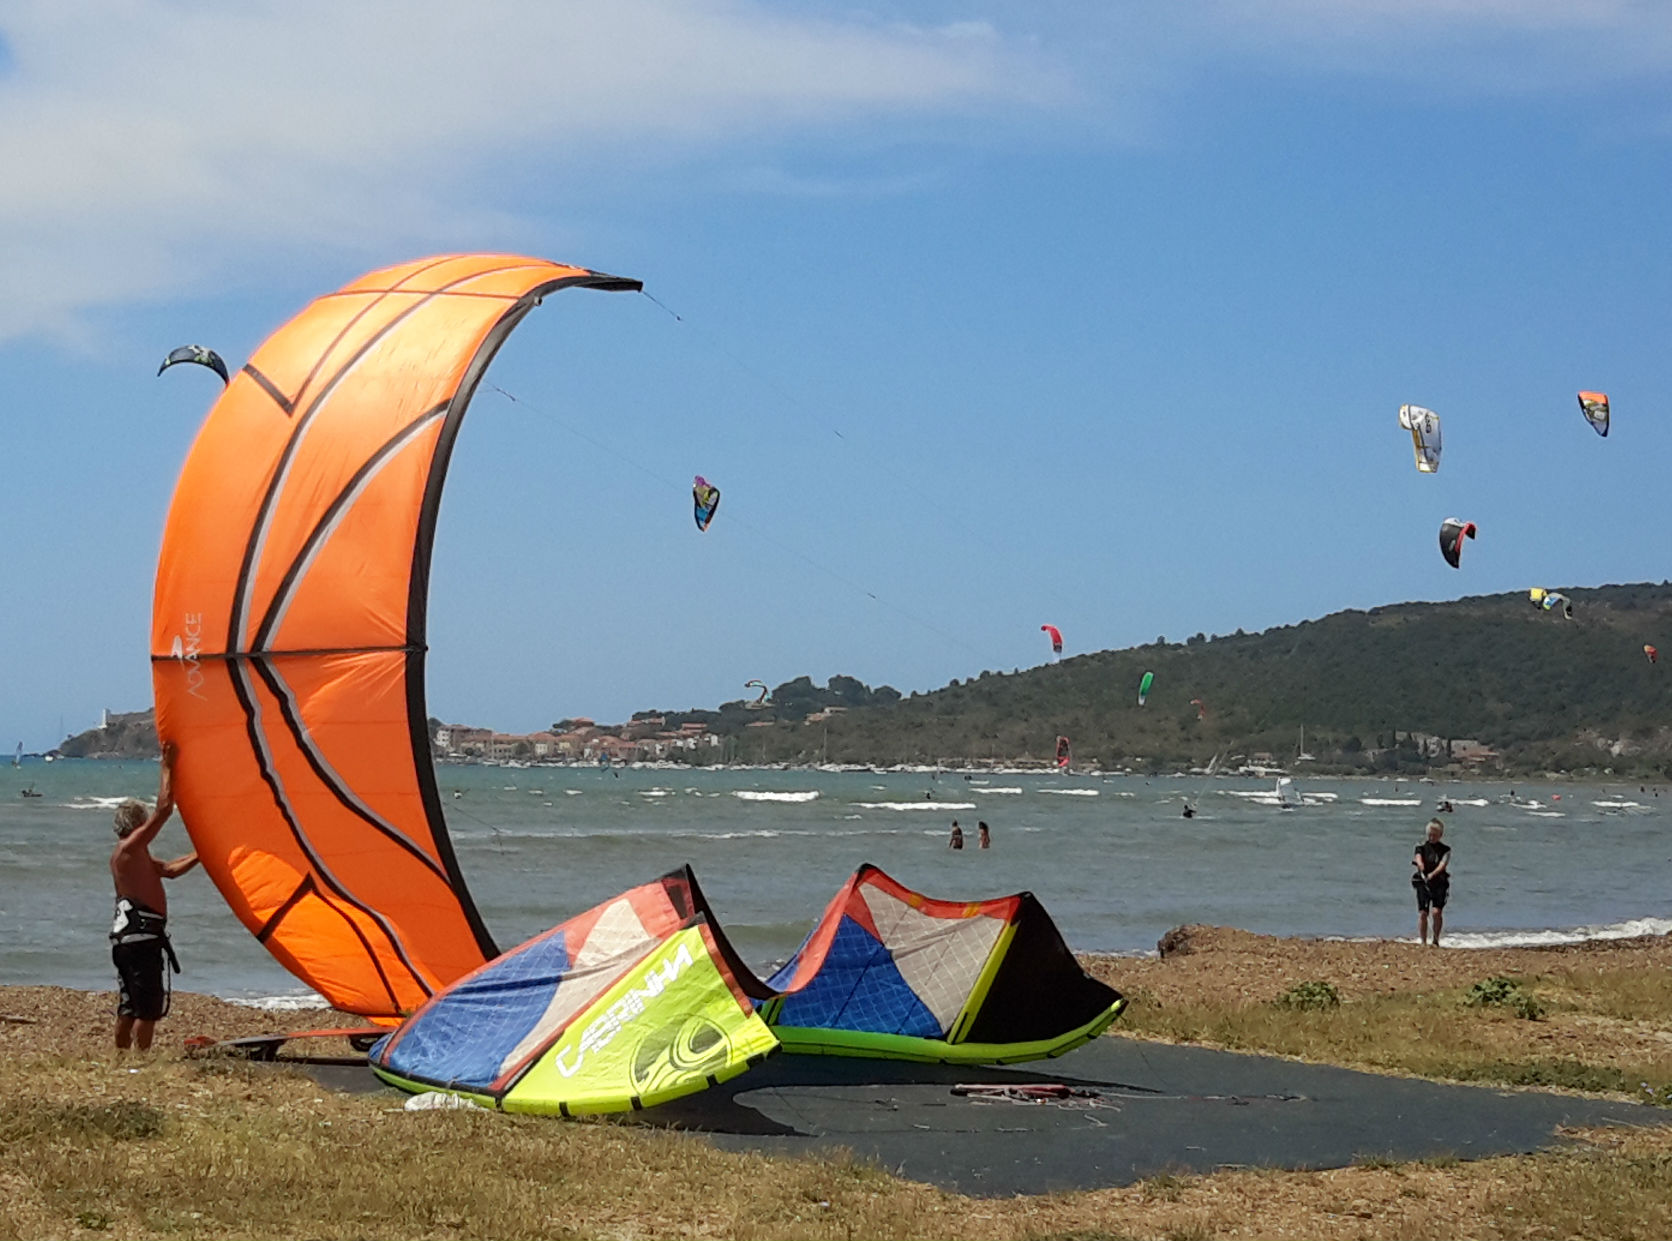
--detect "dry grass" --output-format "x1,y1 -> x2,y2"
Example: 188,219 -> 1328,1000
0,1048 -> 943,1240
1089,927 -> 1672,1105
1090,925 -> 1672,1013
7,949 -> 1672,1240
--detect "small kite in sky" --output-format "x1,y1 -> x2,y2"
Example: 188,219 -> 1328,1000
1397,404 -> 1442,473
158,345 -> 229,385
1438,517 -> 1476,569
1577,391 -> 1610,437
692,476 -> 721,532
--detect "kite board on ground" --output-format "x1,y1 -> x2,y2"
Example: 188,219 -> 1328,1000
184,1027 -> 387,1062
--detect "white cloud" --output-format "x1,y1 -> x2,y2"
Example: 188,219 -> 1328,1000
0,0 -> 1062,341
5,1 -> 1670,342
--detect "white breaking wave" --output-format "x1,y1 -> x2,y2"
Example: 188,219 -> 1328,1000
1438,917 -> 1672,950
639,789 -> 671,797
228,991 -> 330,1012
63,796 -> 133,811
980,787 -> 1024,795
855,801 -> 977,811
1593,800 -> 1644,809
1361,798 -> 1422,807
734,790 -> 820,803
564,789 -> 582,796
1038,788 -> 1099,797
1528,810 -> 1566,818
1448,798 -> 1489,807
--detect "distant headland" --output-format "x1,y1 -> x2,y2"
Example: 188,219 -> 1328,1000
56,709 -> 158,760
56,583 -> 1672,778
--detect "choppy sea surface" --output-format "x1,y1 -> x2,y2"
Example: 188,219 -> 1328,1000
3,760 -> 1669,1007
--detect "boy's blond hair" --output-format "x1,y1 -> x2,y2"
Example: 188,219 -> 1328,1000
113,800 -> 148,839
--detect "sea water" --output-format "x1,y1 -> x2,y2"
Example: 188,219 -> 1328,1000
3,759 -> 1669,1006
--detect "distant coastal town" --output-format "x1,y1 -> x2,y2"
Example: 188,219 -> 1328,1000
432,716 -> 731,765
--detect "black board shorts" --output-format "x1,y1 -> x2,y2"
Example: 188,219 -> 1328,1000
1414,879 -> 1449,912
112,940 -> 169,1021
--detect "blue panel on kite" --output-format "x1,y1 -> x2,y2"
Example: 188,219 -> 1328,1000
383,932 -> 572,1089
767,915 -> 940,1037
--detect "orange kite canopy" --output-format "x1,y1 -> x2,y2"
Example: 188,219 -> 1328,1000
151,255 -> 641,1021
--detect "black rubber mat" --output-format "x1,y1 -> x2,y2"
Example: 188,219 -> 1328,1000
633,1037 -> 1672,1197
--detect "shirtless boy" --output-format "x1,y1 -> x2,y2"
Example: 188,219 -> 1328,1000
109,743 -> 199,1049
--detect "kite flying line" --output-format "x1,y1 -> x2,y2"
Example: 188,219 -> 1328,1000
633,290 -> 1092,644
484,382 -> 999,668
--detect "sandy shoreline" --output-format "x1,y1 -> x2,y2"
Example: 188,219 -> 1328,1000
6,923 -> 1669,1062
0,985 -> 343,1060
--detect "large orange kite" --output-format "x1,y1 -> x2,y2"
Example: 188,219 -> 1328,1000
151,255 -> 641,1020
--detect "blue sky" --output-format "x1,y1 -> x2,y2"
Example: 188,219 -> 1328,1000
3,1 -> 1671,747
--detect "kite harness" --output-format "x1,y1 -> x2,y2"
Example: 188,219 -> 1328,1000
111,898 -> 181,978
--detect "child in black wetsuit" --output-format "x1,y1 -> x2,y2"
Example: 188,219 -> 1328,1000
1412,818 -> 1451,947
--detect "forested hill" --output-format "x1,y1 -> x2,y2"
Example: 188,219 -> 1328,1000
744,583 -> 1672,777
62,584 -> 1672,775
